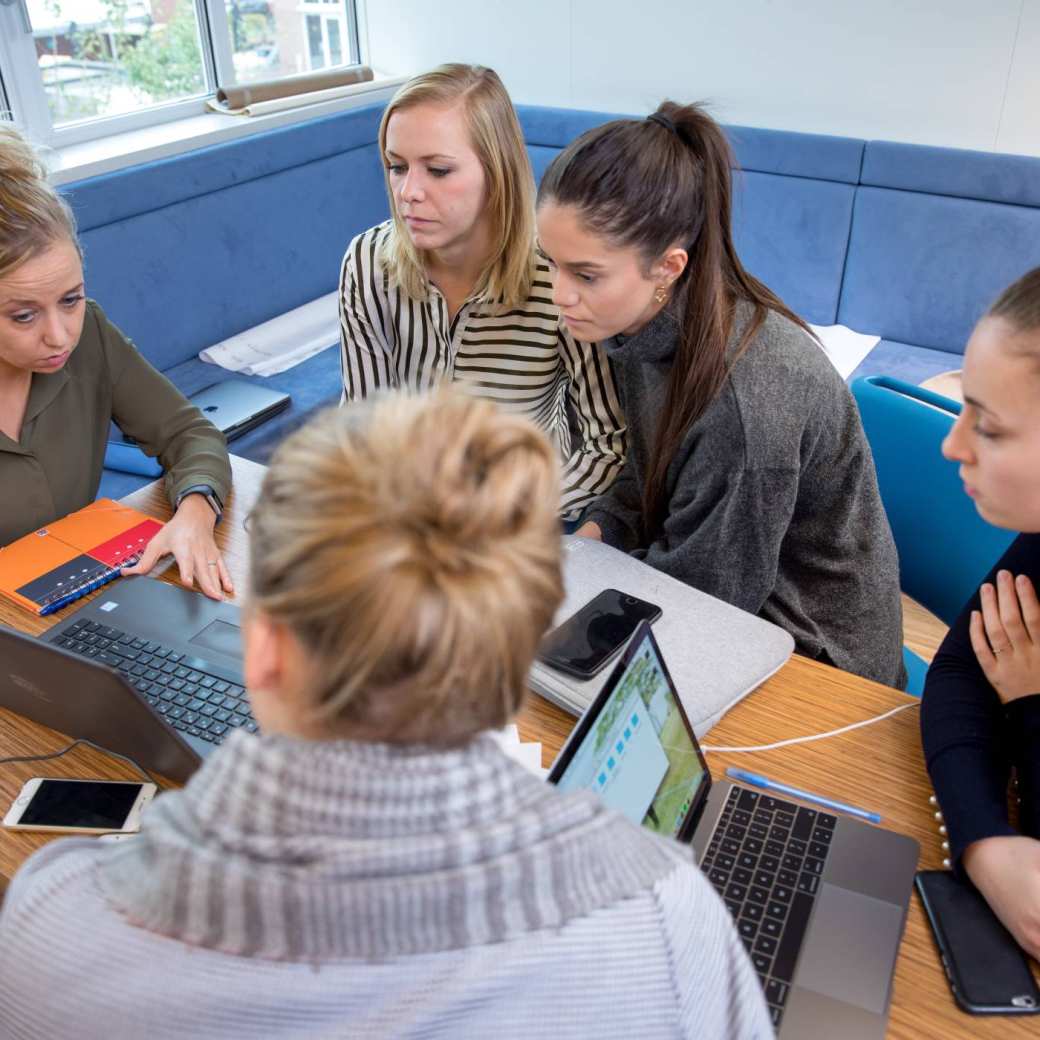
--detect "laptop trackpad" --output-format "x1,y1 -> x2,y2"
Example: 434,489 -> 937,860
795,884 -> 902,1014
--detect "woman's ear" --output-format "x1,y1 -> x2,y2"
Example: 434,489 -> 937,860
654,246 -> 689,290
243,609 -> 287,699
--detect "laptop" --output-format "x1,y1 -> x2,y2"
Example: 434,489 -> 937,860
549,621 -> 919,1039
0,578 -> 252,783
188,380 -> 290,442
531,537 -> 795,732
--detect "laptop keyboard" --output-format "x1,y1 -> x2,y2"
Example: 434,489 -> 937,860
700,786 -> 834,1030
52,618 -> 256,747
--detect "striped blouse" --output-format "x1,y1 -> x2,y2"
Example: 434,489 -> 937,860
338,222 -> 625,518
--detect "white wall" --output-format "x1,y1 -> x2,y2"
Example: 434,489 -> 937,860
365,0 -> 1040,156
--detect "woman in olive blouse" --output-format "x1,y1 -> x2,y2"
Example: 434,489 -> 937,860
0,126 -> 232,600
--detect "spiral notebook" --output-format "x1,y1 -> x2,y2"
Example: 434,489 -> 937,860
0,500 -> 164,616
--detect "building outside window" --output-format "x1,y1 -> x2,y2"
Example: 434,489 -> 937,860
0,0 -> 360,143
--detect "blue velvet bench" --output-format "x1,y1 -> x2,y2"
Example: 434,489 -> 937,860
61,102 -> 1040,499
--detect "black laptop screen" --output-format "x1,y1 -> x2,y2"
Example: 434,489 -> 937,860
552,627 -> 708,839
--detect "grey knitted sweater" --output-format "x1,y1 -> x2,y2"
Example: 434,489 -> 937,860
584,303 -> 906,689
0,731 -> 772,1039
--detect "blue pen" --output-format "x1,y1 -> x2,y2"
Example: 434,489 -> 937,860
725,767 -> 882,825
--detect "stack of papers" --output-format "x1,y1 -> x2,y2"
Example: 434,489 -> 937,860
488,724 -> 547,779
199,291 -> 340,377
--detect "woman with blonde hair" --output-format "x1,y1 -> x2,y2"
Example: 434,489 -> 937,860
0,391 -> 769,1039
0,125 -> 232,598
339,63 -> 625,521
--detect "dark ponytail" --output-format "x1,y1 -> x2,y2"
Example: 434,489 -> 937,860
538,101 -> 811,538
988,266 -> 1040,333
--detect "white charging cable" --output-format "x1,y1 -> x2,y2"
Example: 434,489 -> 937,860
700,700 -> 920,753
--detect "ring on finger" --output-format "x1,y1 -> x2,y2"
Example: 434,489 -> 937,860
206,561 -> 218,567
993,644 -> 1010,655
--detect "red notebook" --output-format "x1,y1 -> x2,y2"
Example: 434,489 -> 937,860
0,499 -> 164,616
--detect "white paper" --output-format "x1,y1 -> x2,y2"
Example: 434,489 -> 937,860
488,725 -> 547,779
199,291 -> 339,377
808,323 -> 880,380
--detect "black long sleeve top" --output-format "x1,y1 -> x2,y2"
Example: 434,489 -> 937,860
921,533 -> 1040,864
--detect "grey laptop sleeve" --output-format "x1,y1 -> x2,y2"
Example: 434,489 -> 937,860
529,537 -> 795,734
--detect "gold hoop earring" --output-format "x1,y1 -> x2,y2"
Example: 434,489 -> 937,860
654,286 -> 668,304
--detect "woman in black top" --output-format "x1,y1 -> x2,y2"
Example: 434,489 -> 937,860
922,265 -> 1040,959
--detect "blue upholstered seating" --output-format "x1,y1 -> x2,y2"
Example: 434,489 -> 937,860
851,376 -> 1016,694
82,104 -> 1040,500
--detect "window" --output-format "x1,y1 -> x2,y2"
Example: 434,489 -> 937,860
0,0 -> 361,143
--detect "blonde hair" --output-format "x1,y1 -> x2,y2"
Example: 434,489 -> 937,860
377,64 -> 536,311
0,125 -> 78,279
248,390 -> 564,745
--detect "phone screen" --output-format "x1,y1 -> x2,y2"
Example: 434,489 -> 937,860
916,870 -> 1040,1013
15,780 -> 145,830
539,588 -> 662,679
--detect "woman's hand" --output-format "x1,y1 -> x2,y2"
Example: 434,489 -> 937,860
122,494 -> 234,601
969,570 -> 1040,703
575,520 -> 602,541
963,834 -> 1040,960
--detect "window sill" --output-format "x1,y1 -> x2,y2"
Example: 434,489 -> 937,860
48,72 -> 406,186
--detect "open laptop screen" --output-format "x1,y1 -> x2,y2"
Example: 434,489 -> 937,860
549,623 -> 710,840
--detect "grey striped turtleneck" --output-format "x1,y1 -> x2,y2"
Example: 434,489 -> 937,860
0,731 -> 772,1039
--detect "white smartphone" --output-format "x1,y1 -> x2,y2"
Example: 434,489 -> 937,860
2,778 -> 157,835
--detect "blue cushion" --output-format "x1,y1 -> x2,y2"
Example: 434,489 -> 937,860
902,646 -> 928,697
65,103 -> 388,231
517,105 -> 629,149
97,467 -> 152,500
862,140 -> 1040,209
519,105 -> 865,183
725,125 -> 863,184
732,170 -> 854,326
852,376 -> 1015,623
76,146 -> 389,372
838,186 -> 1040,355
847,339 -> 958,385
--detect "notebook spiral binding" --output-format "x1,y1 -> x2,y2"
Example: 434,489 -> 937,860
37,551 -> 143,617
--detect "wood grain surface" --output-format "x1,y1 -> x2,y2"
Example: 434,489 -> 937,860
0,455 -> 1032,1037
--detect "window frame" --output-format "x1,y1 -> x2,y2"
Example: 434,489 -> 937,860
0,0 -> 364,146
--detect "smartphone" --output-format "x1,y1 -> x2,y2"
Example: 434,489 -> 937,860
915,869 -> 1040,1014
538,588 -> 662,679
2,778 -> 157,835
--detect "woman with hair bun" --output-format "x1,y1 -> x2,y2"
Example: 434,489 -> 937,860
0,126 -> 232,597
339,63 -> 625,521
0,390 -> 770,1039
536,101 -> 905,687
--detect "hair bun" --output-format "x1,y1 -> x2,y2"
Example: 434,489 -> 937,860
248,389 -> 564,746
0,125 -> 49,188
0,124 -> 78,278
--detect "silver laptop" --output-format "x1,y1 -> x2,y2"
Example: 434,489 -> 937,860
530,536 -> 795,732
549,621 -> 919,1039
0,578 -> 252,781
189,380 -> 290,441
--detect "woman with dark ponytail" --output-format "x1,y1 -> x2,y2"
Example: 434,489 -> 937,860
536,102 -> 905,687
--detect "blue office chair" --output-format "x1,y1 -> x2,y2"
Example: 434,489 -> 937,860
851,376 -> 1016,695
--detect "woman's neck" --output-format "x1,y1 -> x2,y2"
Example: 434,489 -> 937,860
426,218 -> 496,314
0,363 -> 33,442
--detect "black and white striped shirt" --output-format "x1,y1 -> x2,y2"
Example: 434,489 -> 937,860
338,222 -> 625,518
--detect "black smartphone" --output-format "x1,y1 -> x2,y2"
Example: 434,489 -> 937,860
915,869 -> 1040,1015
538,588 -> 662,679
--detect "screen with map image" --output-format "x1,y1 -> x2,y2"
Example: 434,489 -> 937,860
553,629 -> 707,838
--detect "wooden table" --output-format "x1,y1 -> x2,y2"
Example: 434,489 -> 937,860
0,455 -> 1034,1038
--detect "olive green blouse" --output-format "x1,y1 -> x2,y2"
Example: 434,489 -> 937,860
0,300 -> 231,546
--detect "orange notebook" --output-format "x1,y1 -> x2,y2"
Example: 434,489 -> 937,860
0,499 -> 164,616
